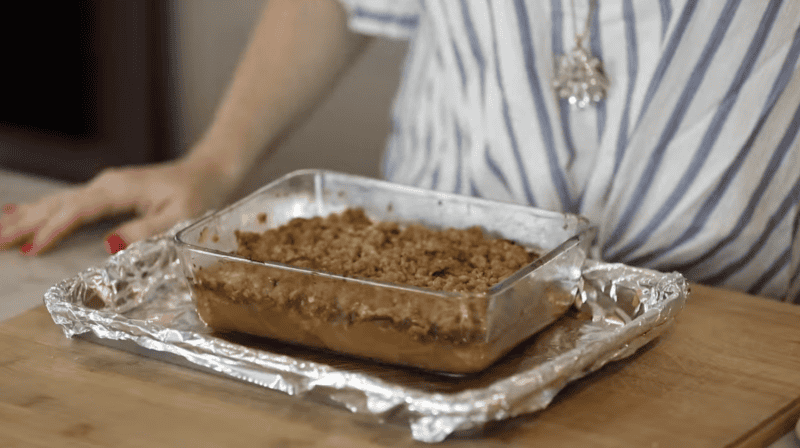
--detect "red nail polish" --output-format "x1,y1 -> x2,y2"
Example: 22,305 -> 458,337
105,233 -> 127,254
2,204 -> 16,214
20,243 -> 33,254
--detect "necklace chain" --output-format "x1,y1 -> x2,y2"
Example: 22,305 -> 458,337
572,0 -> 595,48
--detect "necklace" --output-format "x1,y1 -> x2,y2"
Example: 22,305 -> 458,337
552,0 -> 610,108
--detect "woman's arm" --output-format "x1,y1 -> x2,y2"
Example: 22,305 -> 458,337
184,0 -> 371,190
0,0 -> 371,255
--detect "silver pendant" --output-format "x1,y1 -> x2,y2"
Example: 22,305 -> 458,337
553,43 -> 610,109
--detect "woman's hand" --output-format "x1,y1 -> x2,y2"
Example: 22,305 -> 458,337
0,158 -> 234,255
0,0 -> 369,256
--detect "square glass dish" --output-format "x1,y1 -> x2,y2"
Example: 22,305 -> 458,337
174,170 -> 595,373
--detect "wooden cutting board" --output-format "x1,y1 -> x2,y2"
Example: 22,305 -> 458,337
0,284 -> 799,447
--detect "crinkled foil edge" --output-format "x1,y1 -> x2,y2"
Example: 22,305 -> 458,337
43,228 -> 688,443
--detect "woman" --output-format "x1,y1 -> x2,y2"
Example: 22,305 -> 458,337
2,0 -> 799,301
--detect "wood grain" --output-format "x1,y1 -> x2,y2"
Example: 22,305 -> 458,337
1,284 -> 799,447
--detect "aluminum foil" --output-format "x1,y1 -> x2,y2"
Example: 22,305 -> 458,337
44,224 -> 688,443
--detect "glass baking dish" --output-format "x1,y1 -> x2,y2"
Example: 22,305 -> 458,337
175,169 -> 595,373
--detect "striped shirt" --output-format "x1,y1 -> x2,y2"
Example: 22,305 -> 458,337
337,0 -> 800,302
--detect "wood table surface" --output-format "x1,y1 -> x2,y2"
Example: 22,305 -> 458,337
1,283 -> 799,447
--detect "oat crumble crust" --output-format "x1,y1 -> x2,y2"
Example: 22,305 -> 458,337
234,208 -> 536,293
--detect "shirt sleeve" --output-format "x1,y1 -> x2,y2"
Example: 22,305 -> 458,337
336,0 -> 420,40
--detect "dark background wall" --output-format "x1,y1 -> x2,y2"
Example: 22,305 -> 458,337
0,0 -> 407,199
0,1 -> 170,181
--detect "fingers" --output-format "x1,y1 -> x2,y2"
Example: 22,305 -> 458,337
0,194 -> 67,252
26,207 -> 93,255
1,164 -> 206,255
0,183 -> 134,255
22,191 -> 104,255
105,233 -> 128,255
104,202 -> 185,255
0,203 -> 27,250
0,203 -> 20,248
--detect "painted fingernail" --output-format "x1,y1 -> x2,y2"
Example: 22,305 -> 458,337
105,233 -> 127,254
2,204 -> 16,214
20,243 -> 33,254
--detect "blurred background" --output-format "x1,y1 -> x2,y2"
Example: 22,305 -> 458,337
0,0 -> 406,197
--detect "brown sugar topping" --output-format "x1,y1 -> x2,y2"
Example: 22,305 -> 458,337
234,208 -> 537,293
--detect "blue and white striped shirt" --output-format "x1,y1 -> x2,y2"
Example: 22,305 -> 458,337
338,0 -> 800,302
